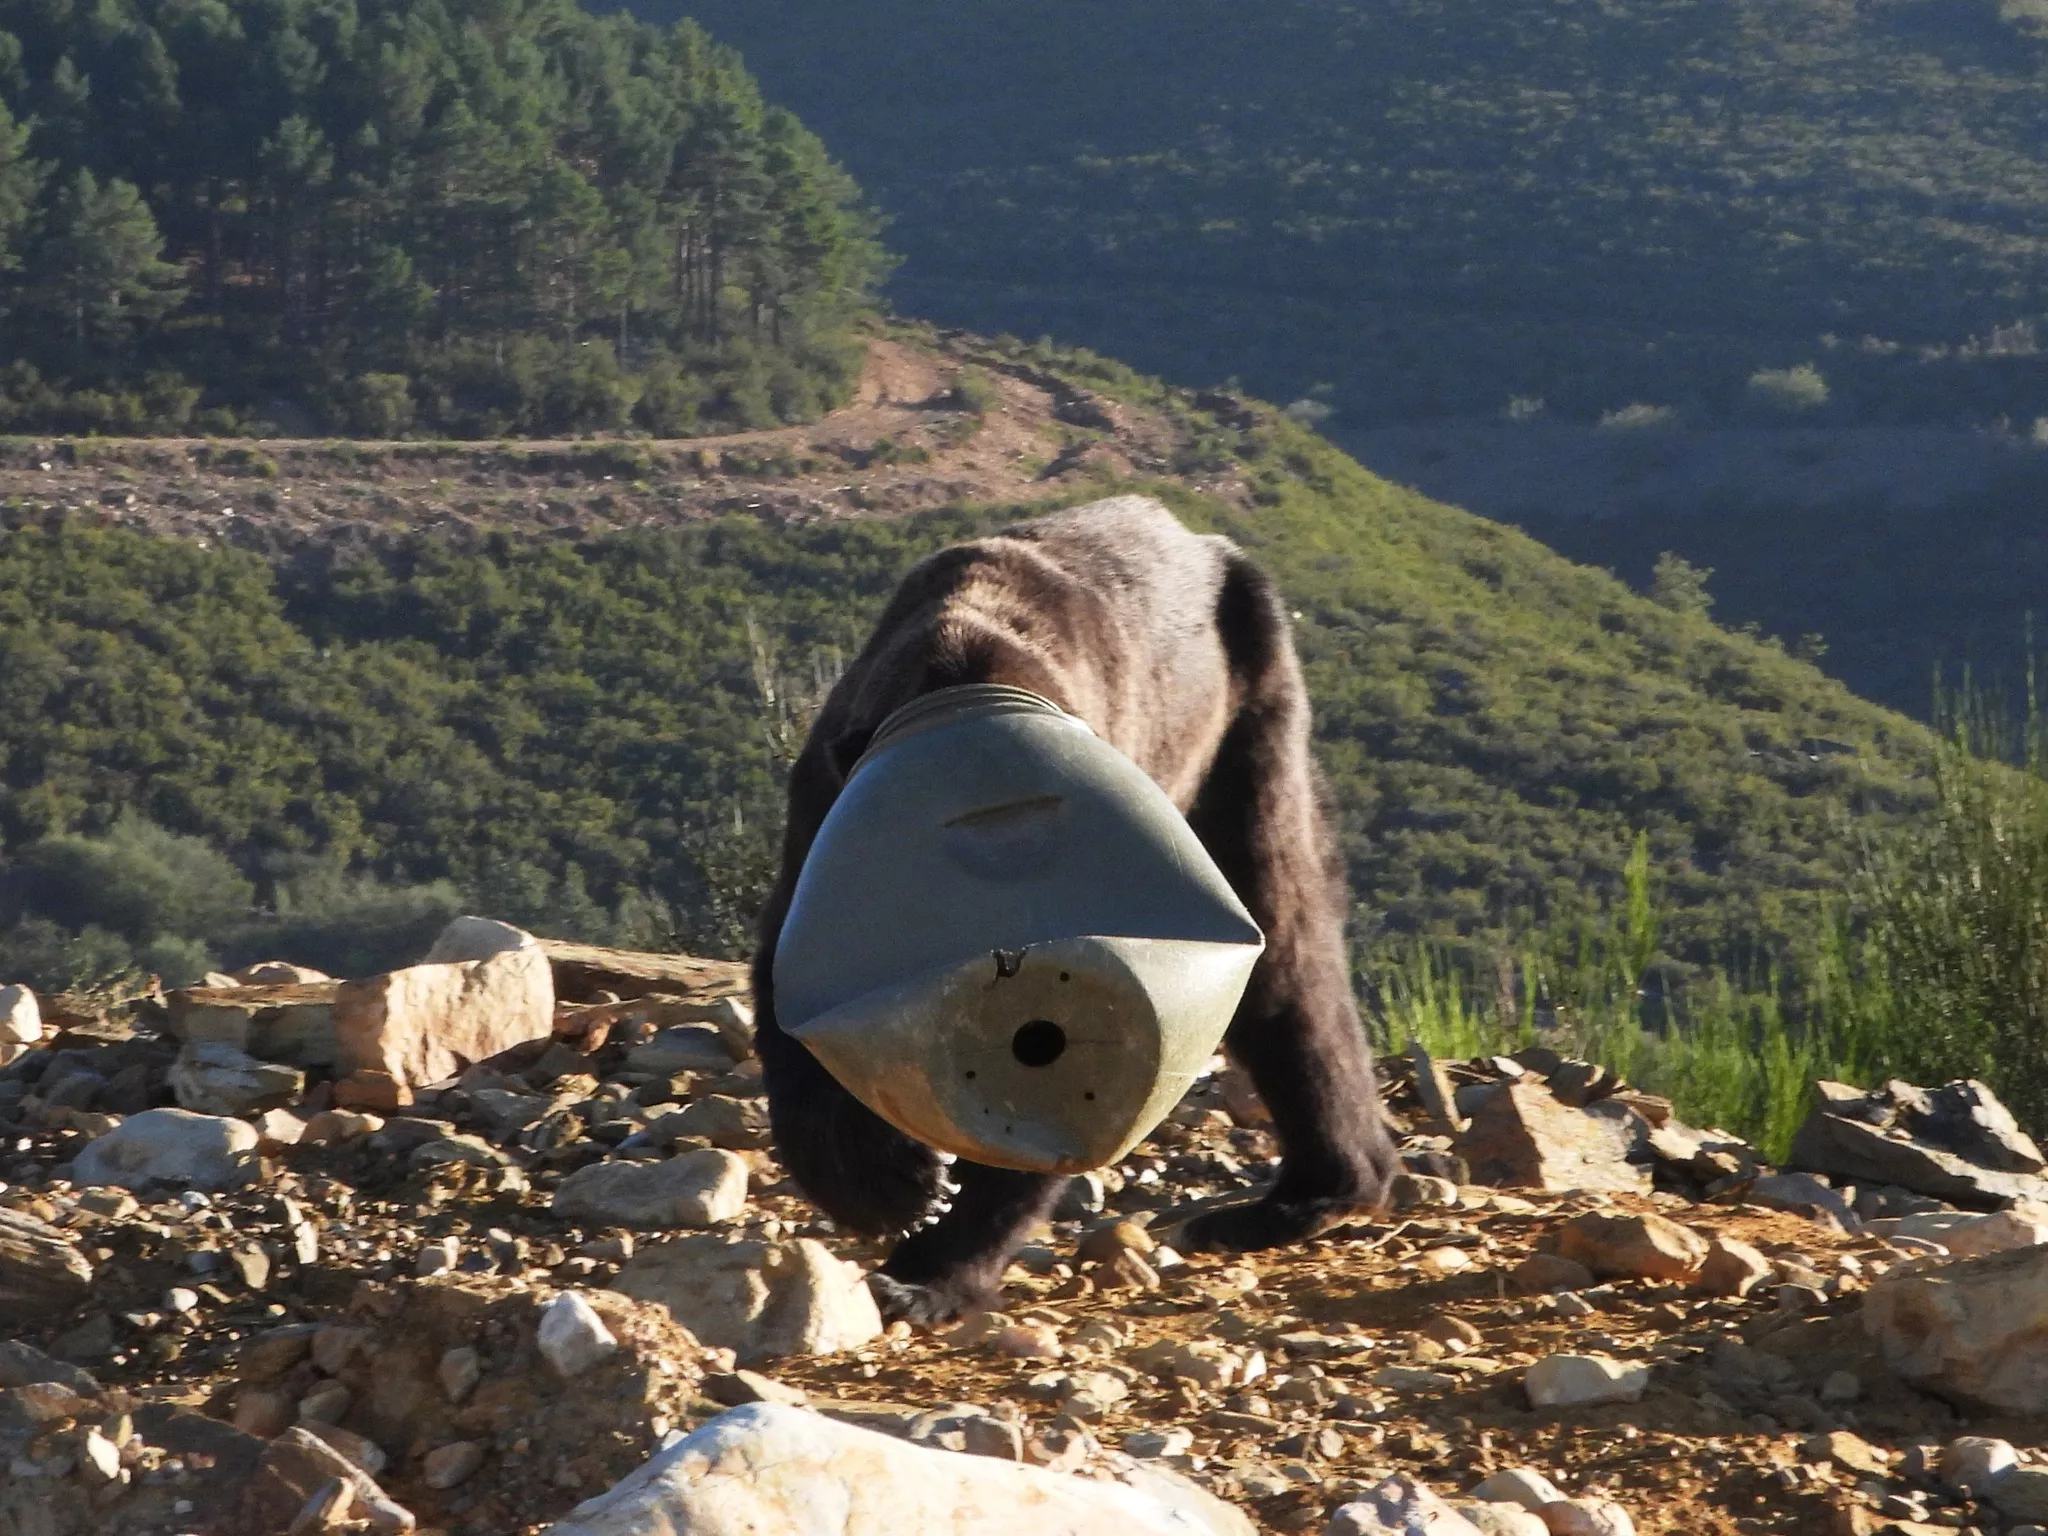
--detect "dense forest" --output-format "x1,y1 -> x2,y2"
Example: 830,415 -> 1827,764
656,0 -> 2048,434
0,0 -> 887,435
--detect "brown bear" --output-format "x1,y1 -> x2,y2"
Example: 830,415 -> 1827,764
751,495 -> 1398,1323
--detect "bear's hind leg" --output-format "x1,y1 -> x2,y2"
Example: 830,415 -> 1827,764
1176,559 -> 1398,1253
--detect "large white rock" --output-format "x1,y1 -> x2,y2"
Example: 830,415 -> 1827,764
661,1095 -> 772,1150
1933,1209 -> 2048,1259
1328,1477 -> 1484,1536
0,1208 -> 94,1310
1939,1436 -> 2017,1495
1452,1507 -> 1549,1536
0,983 -> 40,1045
1864,1208 -> 2048,1256
1537,1499 -> 1635,1536
71,1108 -> 259,1191
169,1040 -> 305,1116
335,943 -> 553,1088
1863,1243 -> 2048,1412
627,1026 -> 737,1075
1449,1515 -> 1540,1536
1696,1236 -> 1774,1298
1470,1471 -> 1566,1514
424,915 -> 539,964
1452,1082 -> 1648,1195
612,1234 -> 882,1365
545,1402 -> 1245,1536
234,960 -> 333,986
242,1423 -> 401,1534
552,1149 -> 749,1229
1524,1355 -> 1650,1409
538,1291 -> 619,1378
1552,1212 -> 1708,1283
1789,1079 -> 2047,1206
697,995 -> 756,1060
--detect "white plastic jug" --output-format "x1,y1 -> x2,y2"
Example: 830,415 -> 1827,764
773,685 -> 1265,1173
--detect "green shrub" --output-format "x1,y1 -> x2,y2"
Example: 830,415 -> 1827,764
219,869 -> 466,979
135,934 -> 217,987
3,814 -> 253,946
0,361 -> 203,435
341,374 -> 417,438
520,444 -> 662,481
193,407 -> 247,437
1282,395 -> 1334,428
542,346 -> 635,434
1747,363 -> 1830,414
0,917 -> 137,993
220,447 -> 280,478
1855,727 -> 2048,1129
947,367 -> 1000,416
635,361 -> 711,437
711,356 -> 781,430
1649,551 -> 1715,616
1367,836 -> 1868,1157
1598,402 -> 1675,430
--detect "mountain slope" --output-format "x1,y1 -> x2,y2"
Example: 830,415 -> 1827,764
637,0 -> 2048,432
0,329 -> 1933,982
618,0 -> 2048,724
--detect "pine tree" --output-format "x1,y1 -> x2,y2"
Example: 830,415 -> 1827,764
0,0 -> 888,431
31,168 -> 187,366
0,95 -> 45,281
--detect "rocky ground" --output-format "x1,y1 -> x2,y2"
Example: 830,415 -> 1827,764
3,924 -> 2047,1536
0,327 -> 1248,554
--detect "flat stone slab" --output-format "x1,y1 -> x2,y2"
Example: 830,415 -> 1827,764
1789,1080 -> 2048,1209
163,982 -> 342,1067
1864,1243 -> 2048,1413
545,1401 -> 1249,1536
610,1234 -> 882,1365
0,1208 -> 93,1311
539,939 -> 749,1004
1453,1081 -> 1649,1194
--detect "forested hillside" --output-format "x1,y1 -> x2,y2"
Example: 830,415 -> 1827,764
652,0 -> 2048,433
641,0 -> 2048,723
0,0 -> 886,435
0,334 -> 1934,999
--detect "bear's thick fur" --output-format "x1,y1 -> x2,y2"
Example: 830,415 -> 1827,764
752,497 -> 1398,1323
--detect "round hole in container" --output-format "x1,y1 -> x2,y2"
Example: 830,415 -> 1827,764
1011,1019 -> 1067,1067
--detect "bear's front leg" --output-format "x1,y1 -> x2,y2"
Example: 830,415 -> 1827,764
870,1160 -> 1067,1326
